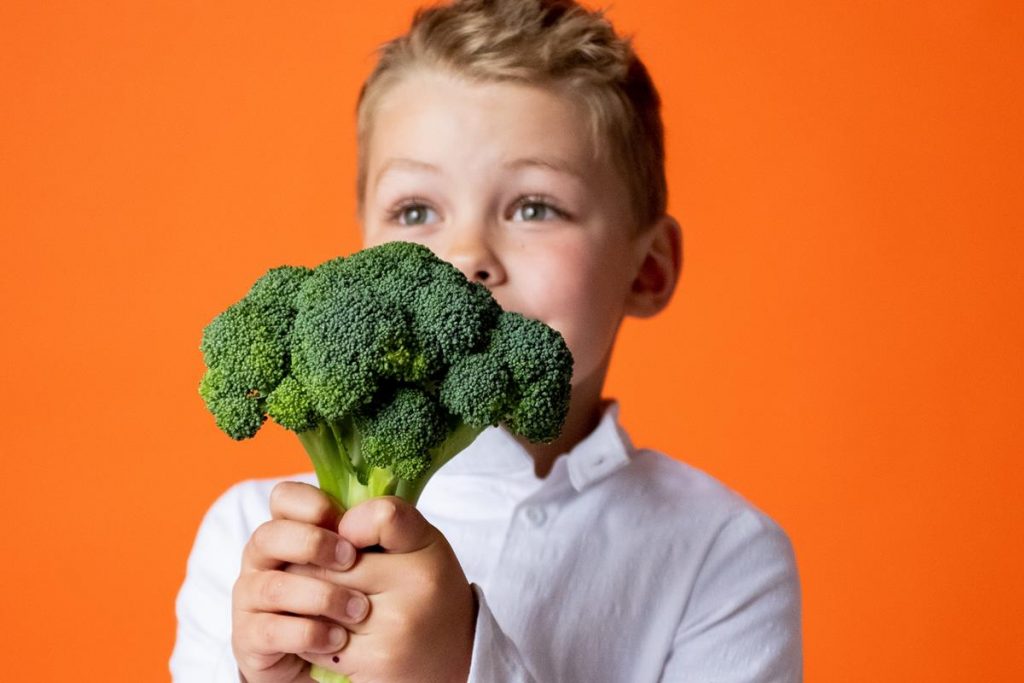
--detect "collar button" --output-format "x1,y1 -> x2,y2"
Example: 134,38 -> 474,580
524,507 -> 547,527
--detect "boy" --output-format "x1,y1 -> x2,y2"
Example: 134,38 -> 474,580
171,0 -> 802,681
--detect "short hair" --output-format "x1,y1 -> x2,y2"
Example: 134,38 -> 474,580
355,0 -> 667,233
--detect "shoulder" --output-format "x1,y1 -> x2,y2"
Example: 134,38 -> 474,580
614,450 -> 801,620
611,449 -> 796,559
616,456 -> 804,677
618,449 -> 776,519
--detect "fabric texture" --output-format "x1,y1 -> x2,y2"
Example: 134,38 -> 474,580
170,402 -> 803,682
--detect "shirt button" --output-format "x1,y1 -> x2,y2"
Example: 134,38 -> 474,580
525,507 -> 547,527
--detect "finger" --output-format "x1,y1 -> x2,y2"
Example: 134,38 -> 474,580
234,611 -> 348,657
338,496 -> 436,555
270,481 -> 345,528
300,631 -> 374,676
236,570 -> 371,627
243,519 -> 356,572
285,556 -> 387,598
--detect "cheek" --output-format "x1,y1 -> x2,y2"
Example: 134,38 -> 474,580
509,249 -> 625,380
362,223 -> 412,249
505,249 -> 586,320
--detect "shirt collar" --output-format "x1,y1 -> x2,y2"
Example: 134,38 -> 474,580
564,400 -> 634,492
441,400 -> 635,492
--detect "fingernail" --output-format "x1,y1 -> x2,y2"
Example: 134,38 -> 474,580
335,540 -> 355,568
329,626 -> 346,646
346,596 -> 368,620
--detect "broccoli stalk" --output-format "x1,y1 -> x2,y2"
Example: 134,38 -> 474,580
293,414 -> 483,509
198,242 -> 573,683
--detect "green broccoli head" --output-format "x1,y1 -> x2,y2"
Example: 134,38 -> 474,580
199,241 -> 574,506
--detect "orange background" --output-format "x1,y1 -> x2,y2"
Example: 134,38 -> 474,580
2,1 -> 1021,680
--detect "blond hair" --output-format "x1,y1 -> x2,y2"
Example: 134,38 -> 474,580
355,0 -> 667,232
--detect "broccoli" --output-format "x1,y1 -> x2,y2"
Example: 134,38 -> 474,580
199,241 -> 573,511
199,242 -> 572,681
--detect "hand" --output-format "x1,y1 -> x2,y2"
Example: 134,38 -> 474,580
291,497 -> 478,683
231,482 -> 371,683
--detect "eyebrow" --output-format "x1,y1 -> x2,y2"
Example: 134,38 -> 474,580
502,156 -> 586,181
374,158 -> 441,186
373,156 -> 586,187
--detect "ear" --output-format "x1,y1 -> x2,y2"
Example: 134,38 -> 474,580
624,214 -> 683,319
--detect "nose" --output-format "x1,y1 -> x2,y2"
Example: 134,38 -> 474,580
442,224 -> 507,287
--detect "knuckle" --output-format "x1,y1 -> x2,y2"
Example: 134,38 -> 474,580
288,562 -> 326,581
305,618 -> 339,651
310,492 -> 332,517
301,526 -> 325,561
300,618 -> 318,647
255,614 -> 278,650
390,609 -> 417,641
259,573 -> 286,605
312,585 -> 335,617
231,574 -> 250,605
250,521 -> 275,556
423,574 -> 446,602
231,623 -> 248,655
407,563 -> 441,598
376,498 -> 401,526
268,481 -> 289,510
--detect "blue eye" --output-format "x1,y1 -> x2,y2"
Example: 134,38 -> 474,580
391,203 -> 438,226
512,199 -> 564,222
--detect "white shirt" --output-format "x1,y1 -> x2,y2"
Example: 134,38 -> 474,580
171,403 -> 802,682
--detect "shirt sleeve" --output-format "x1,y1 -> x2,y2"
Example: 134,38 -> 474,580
169,484 -> 250,683
466,584 -> 538,683
661,508 -> 803,683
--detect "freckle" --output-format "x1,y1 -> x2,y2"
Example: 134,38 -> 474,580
332,656 -> 340,663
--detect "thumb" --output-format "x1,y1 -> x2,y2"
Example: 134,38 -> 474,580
338,496 -> 435,554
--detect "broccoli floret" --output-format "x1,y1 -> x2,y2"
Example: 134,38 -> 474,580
440,311 -> 573,442
291,288 -> 413,420
199,241 -> 573,512
198,269 -> 307,439
246,265 -> 312,310
360,387 -> 446,481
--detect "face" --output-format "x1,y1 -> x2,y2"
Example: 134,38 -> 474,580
360,68 -> 647,392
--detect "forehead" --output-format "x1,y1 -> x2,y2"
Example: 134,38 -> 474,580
368,69 -> 600,178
